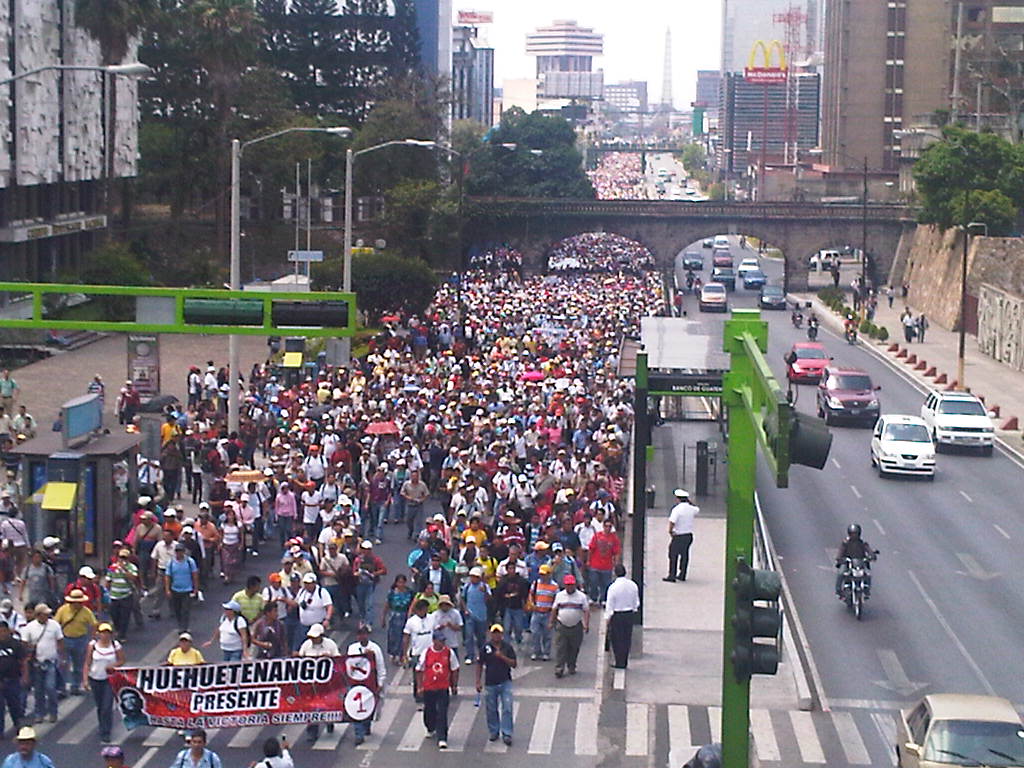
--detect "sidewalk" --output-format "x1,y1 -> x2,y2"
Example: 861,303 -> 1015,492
794,287 -> 1024,454
622,420 -> 803,753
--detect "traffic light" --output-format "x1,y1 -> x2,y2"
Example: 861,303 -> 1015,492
730,557 -> 782,680
790,410 -> 832,469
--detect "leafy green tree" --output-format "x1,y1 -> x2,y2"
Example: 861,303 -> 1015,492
68,242 -> 152,319
913,125 -> 1024,234
311,253 -> 438,319
464,109 -> 595,198
679,143 -> 707,175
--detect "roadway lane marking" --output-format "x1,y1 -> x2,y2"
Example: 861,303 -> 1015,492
908,569 -> 997,695
850,484 -> 862,499
749,708 -> 780,762
613,668 -> 626,689
482,702 -> 520,752
831,457 -> 842,469
708,705 -> 721,741
668,705 -> 695,768
444,699 -> 477,752
873,649 -> 927,697
311,723 -> 349,750
870,712 -> 898,766
133,748 -> 158,768
832,711 -> 871,765
355,695 -> 401,751
994,523 -> 1011,539
954,552 -> 999,580
873,518 -> 887,536
143,728 -> 178,747
574,701 -> 599,756
959,490 -> 974,503
625,702 -> 649,756
527,701 -> 560,754
787,710 -> 826,763
396,707 -> 428,751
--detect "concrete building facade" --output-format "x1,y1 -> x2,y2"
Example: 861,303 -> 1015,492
451,24 -> 494,126
0,0 -> 141,281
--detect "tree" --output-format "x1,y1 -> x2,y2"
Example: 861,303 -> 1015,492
311,253 -> 438,319
463,109 -> 595,199
679,143 -> 707,175
913,126 -> 1024,235
69,242 -> 152,319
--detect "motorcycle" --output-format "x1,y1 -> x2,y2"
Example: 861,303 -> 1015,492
806,321 -> 819,341
839,553 -> 877,619
791,310 -> 804,329
845,327 -> 858,345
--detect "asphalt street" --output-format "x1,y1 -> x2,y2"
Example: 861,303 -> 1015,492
674,235 -> 1024,762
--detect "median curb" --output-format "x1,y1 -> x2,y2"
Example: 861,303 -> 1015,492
791,293 -> 1024,467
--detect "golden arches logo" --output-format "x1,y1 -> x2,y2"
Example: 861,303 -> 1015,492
744,40 -> 788,84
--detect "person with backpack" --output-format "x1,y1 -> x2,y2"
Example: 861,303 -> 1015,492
169,728 -> 223,768
203,601 -> 249,661
250,737 -> 293,768
296,573 -> 332,639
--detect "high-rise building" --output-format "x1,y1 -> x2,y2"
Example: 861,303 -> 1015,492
526,20 -> 604,101
604,81 -> 648,114
694,71 -> 722,111
0,0 -> 141,281
720,0 -> 801,74
451,24 -> 494,126
821,0 -> 949,172
718,72 -> 820,174
660,28 -> 674,108
413,0 -> 453,82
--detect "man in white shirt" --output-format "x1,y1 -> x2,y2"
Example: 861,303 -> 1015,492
297,573 -> 333,636
402,599 -> 433,702
664,488 -> 699,582
605,564 -> 640,669
21,604 -> 63,722
298,623 -> 340,743
549,575 -> 589,678
346,623 -> 386,745
300,487 -> 322,540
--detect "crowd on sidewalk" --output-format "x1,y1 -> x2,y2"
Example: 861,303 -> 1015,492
0,234 -> 657,762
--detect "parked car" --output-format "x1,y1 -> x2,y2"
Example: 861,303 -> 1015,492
816,365 -> 880,426
682,251 -> 703,271
710,267 -> 736,291
742,269 -> 768,289
870,414 -> 936,478
785,342 -> 829,383
698,283 -> 728,312
896,694 -> 1024,768
920,390 -> 995,455
759,285 -> 787,310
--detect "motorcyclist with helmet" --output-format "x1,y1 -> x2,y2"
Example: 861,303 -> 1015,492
835,523 -> 877,598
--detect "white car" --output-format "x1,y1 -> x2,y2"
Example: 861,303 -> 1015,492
920,390 -> 995,455
698,283 -> 728,312
870,414 -> 936,478
737,257 -> 760,276
713,235 -> 730,249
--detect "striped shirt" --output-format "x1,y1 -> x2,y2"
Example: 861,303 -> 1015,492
106,561 -> 138,600
531,580 -> 558,613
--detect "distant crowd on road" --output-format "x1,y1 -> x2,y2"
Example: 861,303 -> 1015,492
587,153 -> 646,200
547,233 -> 655,273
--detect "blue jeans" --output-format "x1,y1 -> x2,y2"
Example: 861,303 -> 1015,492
389,496 -> 406,523
588,569 -> 613,603
504,608 -> 526,644
530,612 -> 552,657
222,649 -> 243,662
355,581 -> 377,624
464,614 -> 487,660
64,635 -> 88,692
484,680 -> 514,738
32,660 -> 58,718
364,503 -> 386,540
90,677 -> 113,741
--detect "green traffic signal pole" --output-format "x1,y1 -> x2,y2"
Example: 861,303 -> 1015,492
720,309 -> 792,768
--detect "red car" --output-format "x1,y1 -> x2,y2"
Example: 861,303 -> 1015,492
785,342 -> 830,382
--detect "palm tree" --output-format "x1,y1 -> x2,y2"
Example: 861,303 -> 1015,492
75,0 -> 156,227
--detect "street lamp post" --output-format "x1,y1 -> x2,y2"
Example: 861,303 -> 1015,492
0,62 -> 152,86
228,125 -> 352,433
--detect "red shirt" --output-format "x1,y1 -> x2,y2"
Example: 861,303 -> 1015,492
64,578 -> 101,612
588,531 -> 621,571
419,645 -> 456,691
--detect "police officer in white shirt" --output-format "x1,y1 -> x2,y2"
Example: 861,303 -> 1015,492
664,488 -> 698,582
605,564 -> 640,668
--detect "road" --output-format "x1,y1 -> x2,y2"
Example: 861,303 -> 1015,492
643,153 -> 702,201
33,495 -> 612,768
673,235 -> 1024,764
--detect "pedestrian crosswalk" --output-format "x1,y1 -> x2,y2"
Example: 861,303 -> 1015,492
44,693 -> 900,767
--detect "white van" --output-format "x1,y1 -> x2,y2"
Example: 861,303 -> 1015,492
713,235 -> 729,249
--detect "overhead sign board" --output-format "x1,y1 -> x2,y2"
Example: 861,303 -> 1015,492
648,372 -> 724,396
287,250 -> 324,262
744,40 -> 788,85
458,10 -> 493,24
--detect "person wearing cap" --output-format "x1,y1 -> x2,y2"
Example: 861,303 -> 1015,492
297,572 -> 333,638
416,628 -> 459,749
64,565 -> 101,613
475,623 -> 517,746
353,541 -> 387,625
346,623 -> 386,745
53,588 -> 97,695
549,574 -> 590,678
101,743 -> 126,768
401,599 -> 433,702
250,601 -> 286,660
105,548 -> 139,640
527,564 -> 558,661
297,623 -> 340,743
2,726 -> 56,768
364,465 -> 391,545
18,550 -> 55,614
83,622 -> 124,742
665,488 -> 699,582
21,604 -> 62,723
0,619 -> 28,735
459,566 -> 490,665
0,598 -> 26,635
165,542 -> 200,633
587,517 -> 622,606
194,505 -> 220,586
167,632 -> 205,666
203,601 -> 249,661
131,509 -> 163,592
146,529 -> 176,619
427,593 -> 463,657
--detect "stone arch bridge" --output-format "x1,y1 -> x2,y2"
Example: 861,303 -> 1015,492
463,199 -> 914,290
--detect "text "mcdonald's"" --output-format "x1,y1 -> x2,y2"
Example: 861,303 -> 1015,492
744,40 -> 787,85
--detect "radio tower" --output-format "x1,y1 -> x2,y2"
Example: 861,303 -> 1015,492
773,5 -> 807,163
660,27 -> 673,109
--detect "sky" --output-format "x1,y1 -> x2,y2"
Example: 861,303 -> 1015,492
449,1 -> 723,107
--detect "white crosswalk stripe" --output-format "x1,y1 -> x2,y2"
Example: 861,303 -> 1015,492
397,708 -> 429,751
574,701 -> 598,756
356,695 -> 401,751
445,699 -> 477,751
870,711 -> 899,766
527,701 -> 560,754
667,704 -> 696,768
625,702 -> 648,756
750,708 -> 781,762
832,711 -> 871,765
708,705 -> 721,742
482,702 -> 520,752
312,723 -> 349,750
788,711 -> 827,764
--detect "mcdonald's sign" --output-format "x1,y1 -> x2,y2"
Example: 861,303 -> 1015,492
744,40 -> 788,84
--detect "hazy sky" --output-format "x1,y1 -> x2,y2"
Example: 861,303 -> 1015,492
450,1 -> 723,106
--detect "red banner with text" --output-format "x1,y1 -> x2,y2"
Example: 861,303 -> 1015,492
109,655 -> 379,730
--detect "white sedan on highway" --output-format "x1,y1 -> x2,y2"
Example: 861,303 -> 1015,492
737,257 -> 761,277
870,414 -> 936,479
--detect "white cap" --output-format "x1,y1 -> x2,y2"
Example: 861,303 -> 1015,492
302,573 -> 317,583
360,540 -> 373,549
306,623 -> 325,638
78,566 -> 96,579
674,488 -> 690,499
469,566 -> 484,577
42,536 -> 60,549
